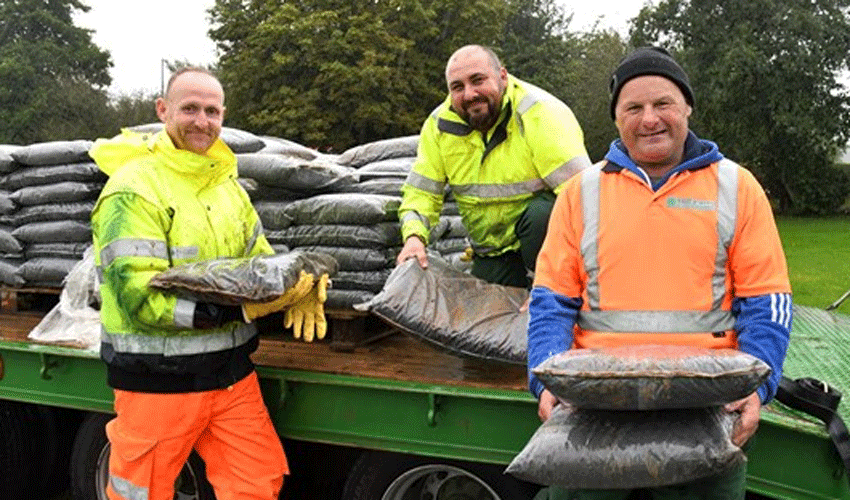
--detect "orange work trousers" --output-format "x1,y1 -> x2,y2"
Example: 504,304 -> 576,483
105,371 -> 288,500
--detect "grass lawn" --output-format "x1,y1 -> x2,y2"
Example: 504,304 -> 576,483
776,216 -> 850,314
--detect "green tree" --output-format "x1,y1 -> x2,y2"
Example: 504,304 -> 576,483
560,30 -> 627,162
210,0 -> 508,152
0,0 -> 112,143
630,0 -> 850,214
497,0 -> 626,161
110,90 -> 159,129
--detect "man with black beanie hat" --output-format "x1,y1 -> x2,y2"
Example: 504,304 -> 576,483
524,47 -> 793,499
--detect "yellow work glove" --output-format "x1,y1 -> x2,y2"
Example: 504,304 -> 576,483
242,270 -> 315,323
460,246 -> 475,262
284,273 -> 329,342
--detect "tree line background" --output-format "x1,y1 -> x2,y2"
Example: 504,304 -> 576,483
1,0 -> 849,214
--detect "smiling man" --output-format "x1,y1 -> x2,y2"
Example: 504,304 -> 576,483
396,45 -> 591,289
526,47 -> 793,500
89,67 -> 301,500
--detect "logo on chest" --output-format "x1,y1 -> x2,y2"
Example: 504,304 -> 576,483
665,197 -> 716,211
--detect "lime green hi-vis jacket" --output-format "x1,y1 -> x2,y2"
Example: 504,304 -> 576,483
399,74 -> 591,257
90,129 -> 273,383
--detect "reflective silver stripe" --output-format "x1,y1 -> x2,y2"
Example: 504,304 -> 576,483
401,211 -> 430,228
100,239 -> 168,268
405,171 -> 446,195
469,241 -> 498,255
580,167 -> 602,308
173,299 -> 195,329
451,178 -> 546,198
771,293 -> 793,329
103,322 -> 257,356
110,475 -> 149,500
246,219 -> 262,255
170,245 -> 198,261
516,93 -> 539,115
577,310 -> 736,333
580,161 -> 738,327
713,160 -> 739,310
543,156 -> 593,188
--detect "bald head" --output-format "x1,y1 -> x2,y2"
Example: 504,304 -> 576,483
445,45 -> 503,80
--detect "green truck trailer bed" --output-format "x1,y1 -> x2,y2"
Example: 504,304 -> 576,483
0,297 -> 848,499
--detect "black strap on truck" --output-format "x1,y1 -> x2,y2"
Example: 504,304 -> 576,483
775,376 -> 850,485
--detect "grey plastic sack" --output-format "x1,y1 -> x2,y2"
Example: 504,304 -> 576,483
266,222 -> 401,249
0,228 -> 23,253
278,193 -> 401,227
505,405 -> 744,489
148,251 -> 338,305
327,289 -> 374,310
10,140 -> 93,166
1,162 -> 105,190
237,153 -> 356,193
257,136 -> 319,160
10,181 -> 103,206
11,201 -> 95,226
12,221 -> 92,244
355,157 -> 415,178
0,146 -> 19,173
296,245 -> 397,272
534,345 -> 771,410
362,254 -> 528,364
337,135 -> 419,167
0,190 -> 15,215
18,257 -> 79,286
345,178 -> 405,196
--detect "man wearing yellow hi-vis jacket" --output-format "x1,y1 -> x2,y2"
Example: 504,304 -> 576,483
396,45 -> 592,288
90,67 -> 322,500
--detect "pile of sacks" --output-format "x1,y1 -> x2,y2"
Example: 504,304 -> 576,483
506,345 -> 771,489
0,140 -> 102,288
0,127 -> 471,311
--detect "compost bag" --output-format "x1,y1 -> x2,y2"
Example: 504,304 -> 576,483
361,253 -> 528,364
534,345 -> 771,410
148,251 -> 338,305
505,404 -> 744,489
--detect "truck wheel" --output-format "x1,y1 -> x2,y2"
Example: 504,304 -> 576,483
342,450 -> 541,500
70,412 -> 215,500
0,400 -> 35,499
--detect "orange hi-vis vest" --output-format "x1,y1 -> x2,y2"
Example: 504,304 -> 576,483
535,158 -> 791,349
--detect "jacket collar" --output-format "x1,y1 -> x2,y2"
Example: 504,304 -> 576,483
602,131 -> 723,187
152,131 -> 237,181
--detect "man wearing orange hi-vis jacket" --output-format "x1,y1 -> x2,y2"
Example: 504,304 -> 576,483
90,67 -> 325,500
528,47 -> 793,499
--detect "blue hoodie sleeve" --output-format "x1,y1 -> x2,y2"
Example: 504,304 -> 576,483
733,293 -> 793,403
527,286 -> 582,398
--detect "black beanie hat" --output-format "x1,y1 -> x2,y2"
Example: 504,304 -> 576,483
609,46 -> 694,120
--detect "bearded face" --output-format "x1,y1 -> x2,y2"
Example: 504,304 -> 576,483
446,48 -> 508,132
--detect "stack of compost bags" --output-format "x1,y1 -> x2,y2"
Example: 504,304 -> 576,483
0,145 -> 23,287
0,128 -> 477,314
0,140 -> 102,288
506,346 -> 772,489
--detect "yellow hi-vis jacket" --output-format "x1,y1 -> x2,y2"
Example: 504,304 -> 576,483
90,129 -> 273,386
399,74 -> 591,257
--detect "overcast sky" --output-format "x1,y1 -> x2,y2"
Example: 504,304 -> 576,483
74,0 -> 646,97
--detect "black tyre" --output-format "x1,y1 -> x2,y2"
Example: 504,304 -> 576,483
0,400 -> 34,500
69,412 -> 215,500
342,450 -> 541,500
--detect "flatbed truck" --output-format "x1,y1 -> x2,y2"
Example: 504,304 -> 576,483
0,288 -> 848,500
